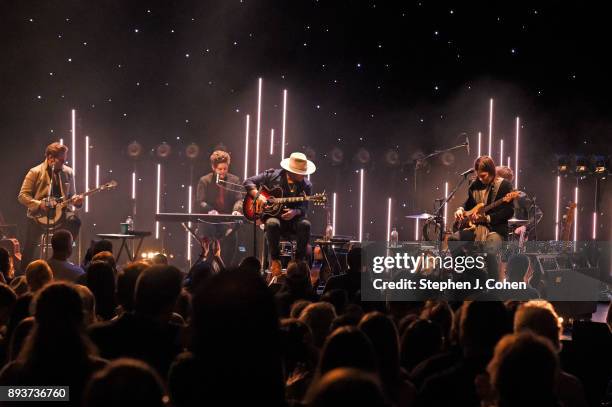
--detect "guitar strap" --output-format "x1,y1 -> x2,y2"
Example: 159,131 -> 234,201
491,176 -> 504,202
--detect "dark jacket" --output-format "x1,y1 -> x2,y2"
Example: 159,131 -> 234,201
243,168 -> 312,218
196,172 -> 243,214
514,191 -> 543,238
463,178 -> 514,237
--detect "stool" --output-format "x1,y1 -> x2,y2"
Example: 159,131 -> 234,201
39,231 -> 54,259
261,236 -> 297,272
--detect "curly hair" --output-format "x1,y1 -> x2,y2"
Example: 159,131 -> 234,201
210,150 -> 230,167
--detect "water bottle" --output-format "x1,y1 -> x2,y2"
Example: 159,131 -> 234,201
125,215 -> 134,232
390,227 -> 399,248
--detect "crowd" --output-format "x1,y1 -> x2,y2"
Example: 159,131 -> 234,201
0,230 -> 610,407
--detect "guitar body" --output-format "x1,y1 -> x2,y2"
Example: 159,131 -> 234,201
452,191 -> 520,233
452,203 -> 485,232
31,180 -> 118,226
243,186 -> 286,222
32,201 -> 65,226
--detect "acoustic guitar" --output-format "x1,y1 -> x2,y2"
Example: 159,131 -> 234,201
242,185 -> 327,222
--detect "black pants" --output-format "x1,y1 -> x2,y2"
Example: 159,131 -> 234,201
265,217 -> 310,262
20,214 -> 81,273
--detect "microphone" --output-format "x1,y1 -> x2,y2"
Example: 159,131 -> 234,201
215,173 -> 220,184
459,168 -> 475,177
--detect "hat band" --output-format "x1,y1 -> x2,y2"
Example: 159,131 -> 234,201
289,158 -> 307,171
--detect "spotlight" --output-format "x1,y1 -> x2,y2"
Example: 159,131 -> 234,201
557,155 -> 570,174
185,143 -> 200,159
304,146 -> 317,161
127,141 -> 143,158
575,155 -> 589,175
354,148 -> 371,165
155,142 -> 172,159
591,155 -> 609,176
384,149 -> 400,167
440,151 -> 455,166
329,147 -> 344,166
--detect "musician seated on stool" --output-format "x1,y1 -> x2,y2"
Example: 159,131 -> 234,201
496,165 -> 543,241
17,142 -> 83,273
450,156 -> 514,280
243,152 -> 316,276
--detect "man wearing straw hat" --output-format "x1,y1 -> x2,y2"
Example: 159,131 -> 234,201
244,152 -> 315,274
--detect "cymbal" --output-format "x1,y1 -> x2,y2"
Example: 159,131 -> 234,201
405,212 -> 434,219
508,217 -> 529,225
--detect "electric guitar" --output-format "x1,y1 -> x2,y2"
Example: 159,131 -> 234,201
32,180 -> 118,226
452,191 -> 520,232
242,185 -> 327,222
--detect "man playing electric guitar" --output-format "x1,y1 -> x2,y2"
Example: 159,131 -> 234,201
18,142 -> 83,271
243,152 -> 315,274
450,155 -> 515,280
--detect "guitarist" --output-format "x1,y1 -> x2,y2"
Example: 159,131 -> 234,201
243,152 -> 315,274
450,156 -> 514,279
17,142 -> 83,272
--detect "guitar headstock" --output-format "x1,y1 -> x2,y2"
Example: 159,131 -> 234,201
102,180 -> 118,190
503,191 -> 521,202
310,192 -> 327,206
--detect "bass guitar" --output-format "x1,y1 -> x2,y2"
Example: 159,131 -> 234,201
452,191 -> 520,232
32,180 -> 118,226
243,185 -> 327,222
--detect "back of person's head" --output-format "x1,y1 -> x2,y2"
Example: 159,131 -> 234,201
186,261 -> 212,294
290,299 -> 312,318
400,318 -> 443,372
191,268 -> 284,405
134,265 -> 183,319
51,229 -> 73,257
25,260 -> 53,292
116,261 -> 149,312
305,368 -> 385,407
0,283 -> 17,325
84,358 -> 167,407
74,284 -> 96,326
488,332 -> 560,407
92,239 -> 113,256
420,300 -> 453,346
91,251 -> 116,271
281,318 -> 317,374
151,253 -> 168,265
238,256 -> 261,274
506,254 -> 530,283
514,300 -> 561,350
33,282 -> 83,331
284,261 -> 312,294
299,301 -> 337,348
0,247 -> 10,277
346,247 -> 362,273
318,326 -> 377,377
321,289 -> 348,315
86,260 -> 117,320
460,300 -> 511,359
359,312 -> 401,385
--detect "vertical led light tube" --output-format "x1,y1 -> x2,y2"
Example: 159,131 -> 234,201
156,164 -> 161,239
515,117 -> 520,189
332,192 -> 337,235
555,176 -> 561,241
281,89 -> 287,159
84,136 -> 89,212
255,77 -> 262,174
386,198 -> 392,242
243,115 -> 250,179
359,169 -> 364,242
488,99 -> 493,157
270,129 -> 274,155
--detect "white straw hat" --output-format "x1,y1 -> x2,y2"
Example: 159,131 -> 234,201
280,152 -> 316,175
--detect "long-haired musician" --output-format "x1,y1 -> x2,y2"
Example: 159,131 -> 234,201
450,155 -> 514,279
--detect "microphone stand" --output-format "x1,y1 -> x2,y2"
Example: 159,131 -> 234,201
433,170 -> 472,245
414,141 -> 468,210
43,164 -> 55,259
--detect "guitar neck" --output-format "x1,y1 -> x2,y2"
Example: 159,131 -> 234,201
483,196 -> 510,213
276,196 -> 311,203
